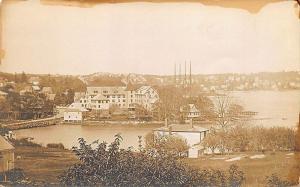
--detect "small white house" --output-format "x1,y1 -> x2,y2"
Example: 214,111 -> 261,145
180,104 -> 200,120
153,121 -> 209,158
0,90 -> 8,99
64,108 -> 83,122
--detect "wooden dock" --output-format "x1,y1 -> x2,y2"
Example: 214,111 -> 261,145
1,117 -> 61,130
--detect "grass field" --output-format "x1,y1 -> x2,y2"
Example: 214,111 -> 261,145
14,146 -> 77,184
185,152 -> 300,187
14,146 -> 300,186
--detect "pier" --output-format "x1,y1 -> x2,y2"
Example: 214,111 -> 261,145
1,117 -> 61,130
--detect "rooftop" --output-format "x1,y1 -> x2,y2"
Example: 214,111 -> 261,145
92,94 -> 109,101
0,90 -> 8,96
65,108 -> 84,112
0,136 -> 14,151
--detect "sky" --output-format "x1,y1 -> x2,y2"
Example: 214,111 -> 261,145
0,0 -> 299,75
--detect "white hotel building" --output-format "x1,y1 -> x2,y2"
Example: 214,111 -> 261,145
71,84 -> 159,111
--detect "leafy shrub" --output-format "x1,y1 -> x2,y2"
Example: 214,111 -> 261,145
266,174 -> 295,187
11,138 -> 42,147
59,134 -> 245,187
0,168 -> 25,182
46,143 -> 65,150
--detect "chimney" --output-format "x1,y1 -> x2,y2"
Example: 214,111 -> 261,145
190,118 -> 193,128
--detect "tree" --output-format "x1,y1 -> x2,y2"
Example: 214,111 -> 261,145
202,131 -> 219,154
66,89 -> 75,105
227,125 -> 250,152
145,132 -> 189,157
152,86 -> 185,121
214,95 -> 234,129
20,71 -> 28,83
0,98 -> 11,112
296,118 -> 300,151
54,92 -> 68,106
212,95 -> 250,130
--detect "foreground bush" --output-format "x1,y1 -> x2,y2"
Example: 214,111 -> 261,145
59,134 -> 245,187
266,174 -> 296,187
0,168 -> 25,182
46,143 -> 65,149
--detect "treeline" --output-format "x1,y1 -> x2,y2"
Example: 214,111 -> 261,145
0,72 -> 87,120
39,75 -> 86,93
153,86 -> 216,121
203,125 -> 296,154
0,91 -> 54,120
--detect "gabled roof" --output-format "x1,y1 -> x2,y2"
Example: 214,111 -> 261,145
91,94 -> 109,101
136,86 -> 153,94
32,85 -> 40,91
154,124 -> 209,133
180,104 -> 200,113
0,90 -> 8,96
41,87 -> 52,93
65,108 -> 83,112
0,136 -> 14,151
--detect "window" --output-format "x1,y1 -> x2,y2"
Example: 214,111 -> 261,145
112,99 -> 115,102
123,99 -> 126,102
94,91 -> 98,94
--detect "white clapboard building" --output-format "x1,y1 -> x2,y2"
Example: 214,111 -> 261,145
153,120 -> 209,158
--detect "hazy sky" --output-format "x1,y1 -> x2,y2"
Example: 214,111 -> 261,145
0,0 -> 299,75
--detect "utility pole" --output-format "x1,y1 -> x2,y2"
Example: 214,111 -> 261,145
189,61 -> 192,98
174,63 -> 177,86
184,61 -> 187,88
179,63 -> 181,87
